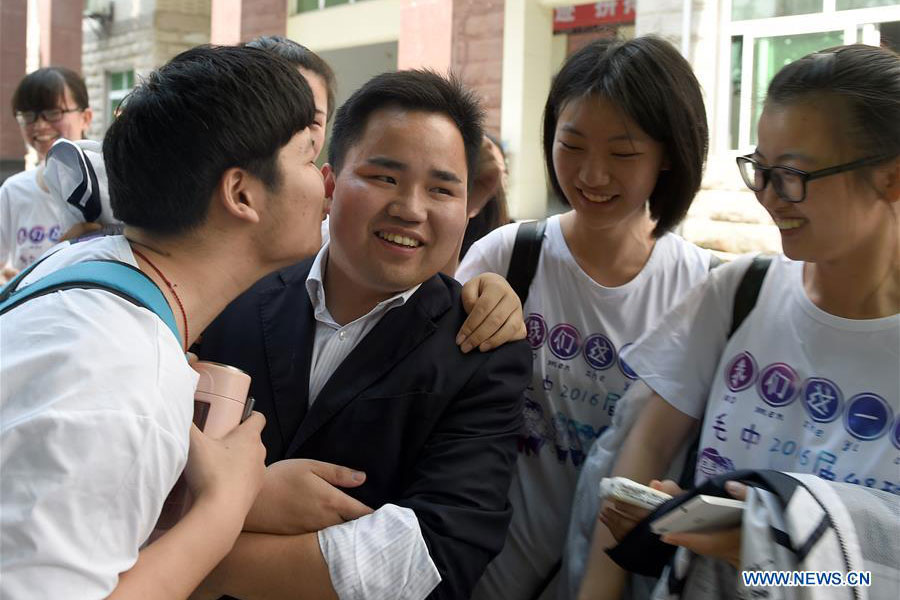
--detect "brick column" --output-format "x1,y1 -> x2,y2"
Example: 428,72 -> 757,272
1,0 -> 27,182
37,0 -> 83,72
450,0 -> 504,135
397,0 -> 453,71
211,0 -> 287,45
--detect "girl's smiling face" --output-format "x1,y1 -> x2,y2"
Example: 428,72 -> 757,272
551,94 -> 667,232
755,99 -> 898,264
19,85 -> 92,160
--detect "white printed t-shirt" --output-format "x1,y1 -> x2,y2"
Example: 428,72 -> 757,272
0,235 -> 197,599
456,215 -> 713,599
0,168 -> 79,271
623,254 -> 900,493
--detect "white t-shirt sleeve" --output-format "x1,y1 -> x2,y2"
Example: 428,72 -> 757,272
0,288 -> 193,598
621,254 -> 758,419
454,222 -> 519,284
1,405 -> 185,598
317,504 -> 441,600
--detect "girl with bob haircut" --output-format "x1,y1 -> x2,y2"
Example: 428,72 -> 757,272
456,35 -> 717,600
578,44 -> 899,600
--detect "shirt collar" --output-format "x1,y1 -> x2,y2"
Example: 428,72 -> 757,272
305,242 -> 422,328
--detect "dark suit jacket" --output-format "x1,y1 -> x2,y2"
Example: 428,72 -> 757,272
198,258 -> 531,599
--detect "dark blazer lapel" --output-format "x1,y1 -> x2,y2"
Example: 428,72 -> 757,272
259,270 -> 315,457
285,276 -> 453,456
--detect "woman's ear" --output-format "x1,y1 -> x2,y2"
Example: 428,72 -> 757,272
875,157 -> 900,204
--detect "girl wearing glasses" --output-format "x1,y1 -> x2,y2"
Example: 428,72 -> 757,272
577,44 -> 899,599
1,67 -> 93,281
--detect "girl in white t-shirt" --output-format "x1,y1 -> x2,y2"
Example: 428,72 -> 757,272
0,67 -> 95,280
581,44 -> 900,599
456,36 -> 716,600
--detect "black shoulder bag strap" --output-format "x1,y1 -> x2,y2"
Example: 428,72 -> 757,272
506,219 -> 547,306
677,254 -> 773,489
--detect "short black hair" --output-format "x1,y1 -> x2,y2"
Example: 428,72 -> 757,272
103,45 -> 315,235
328,70 -> 484,189
12,67 -> 89,114
766,44 -> 900,167
246,35 -> 337,122
543,36 -> 708,237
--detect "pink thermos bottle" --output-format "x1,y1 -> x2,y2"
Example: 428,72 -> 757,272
152,361 -> 253,534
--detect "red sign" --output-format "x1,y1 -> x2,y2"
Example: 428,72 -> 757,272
553,0 -> 636,32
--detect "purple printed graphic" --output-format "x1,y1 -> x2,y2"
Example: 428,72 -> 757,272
724,351 -> 757,392
801,377 -> 843,423
525,314 -> 548,349
548,323 -> 581,360
16,228 -> 27,244
28,226 -> 45,243
757,363 -> 799,407
697,447 -> 736,479
844,393 -> 892,441
49,225 -> 61,242
618,343 -> 638,380
892,415 -> 900,451
583,333 -> 616,370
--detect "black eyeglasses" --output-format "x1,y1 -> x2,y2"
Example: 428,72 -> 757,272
736,154 -> 891,203
15,107 -> 82,127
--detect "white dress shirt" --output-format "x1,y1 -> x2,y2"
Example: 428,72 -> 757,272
305,244 -> 440,600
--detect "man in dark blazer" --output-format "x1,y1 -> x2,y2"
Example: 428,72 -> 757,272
195,70 -> 531,600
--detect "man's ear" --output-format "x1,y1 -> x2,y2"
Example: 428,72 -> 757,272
322,163 -> 336,199
218,167 -> 262,224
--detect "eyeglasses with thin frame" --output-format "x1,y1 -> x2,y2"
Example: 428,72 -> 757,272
735,154 -> 891,203
15,107 -> 82,127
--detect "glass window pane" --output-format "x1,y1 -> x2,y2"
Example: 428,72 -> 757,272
837,0 -> 898,9
125,70 -> 134,88
750,31 -> 844,144
293,0 -> 319,12
324,0 -> 349,6
730,36 -> 743,149
732,0 -> 822,20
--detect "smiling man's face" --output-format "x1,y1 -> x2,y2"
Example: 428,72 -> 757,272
326,107 -> 469,297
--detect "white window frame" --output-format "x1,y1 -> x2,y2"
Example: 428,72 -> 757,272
717,1 -> 900,153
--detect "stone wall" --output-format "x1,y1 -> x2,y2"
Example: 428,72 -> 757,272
83,0 -> 210,141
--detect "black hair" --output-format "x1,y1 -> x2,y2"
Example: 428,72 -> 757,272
543,36 -> 708,237
328,70 -> 484,189
11,67 -> 89,113
766,44 -> 900,167
103,45 -> 315,235
246,35 -> 337,122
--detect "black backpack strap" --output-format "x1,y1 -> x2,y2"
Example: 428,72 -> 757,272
729,254 -> 773,338
677,254 -> 772,490
506,219 -> 547,305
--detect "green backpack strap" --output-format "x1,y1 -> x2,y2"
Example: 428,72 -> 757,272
0,259 -> 180,344
506,219 -> 547,305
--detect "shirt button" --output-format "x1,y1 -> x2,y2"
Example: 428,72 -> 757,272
338,330 -> 346,341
